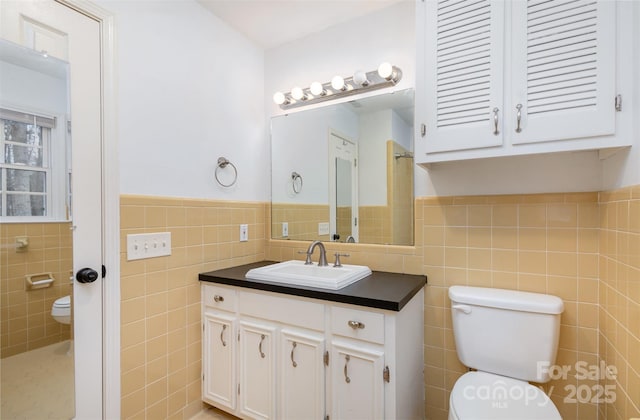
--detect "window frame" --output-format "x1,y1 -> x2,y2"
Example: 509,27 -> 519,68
0,106 -> 69,222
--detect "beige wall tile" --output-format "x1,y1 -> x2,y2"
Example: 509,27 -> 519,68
119,196 -> 266,418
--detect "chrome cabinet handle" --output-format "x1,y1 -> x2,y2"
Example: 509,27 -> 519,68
220,324 -> 227,347
344,355 -> 351,383
493,107 -> 499,135
290,342 -> 297,367
515,104 -> 523,133
259,334 -> 266,358
348,320 -> 365,330
213,295 -> 224,303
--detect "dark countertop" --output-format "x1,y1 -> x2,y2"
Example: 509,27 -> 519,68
199,261 -> 427,312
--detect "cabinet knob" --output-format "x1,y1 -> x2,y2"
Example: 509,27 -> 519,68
213,295 -> 224,303
348,320 -> 365,330
492,107 -> 500,135
515,104 -> 523,133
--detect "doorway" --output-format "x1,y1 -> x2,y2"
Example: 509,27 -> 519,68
0,0 -> 118,418
328,130 -> 358,243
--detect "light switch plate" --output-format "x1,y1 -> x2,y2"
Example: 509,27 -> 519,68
127,232 -> 171,261
240,224 -> 249,242
282,222 -> 289,237
318,222 -> 330,235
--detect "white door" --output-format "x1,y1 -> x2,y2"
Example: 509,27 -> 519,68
0,1 -> 103,418
329,131 -> 359,242
330,340 -> 384,420
203,312 -> 237,411
279,328 -> 325,420
239,320 -> 277,420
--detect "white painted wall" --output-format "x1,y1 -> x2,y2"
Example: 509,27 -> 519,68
265,1 -> 416,118
97,0 -> 267,201
359,110 -> 391,206
271,105 -> 358,203
0,61 -> 67,115
392,111 -> 412,152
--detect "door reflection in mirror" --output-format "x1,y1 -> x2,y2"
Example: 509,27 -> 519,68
271,89 -> 414,245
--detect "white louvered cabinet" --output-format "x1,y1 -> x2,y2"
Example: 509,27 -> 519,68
416,0 -> 628,163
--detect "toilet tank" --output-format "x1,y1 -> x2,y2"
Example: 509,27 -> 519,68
449,286 -> 564,383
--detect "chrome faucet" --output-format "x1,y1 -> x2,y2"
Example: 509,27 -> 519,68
305,240 -> 328,266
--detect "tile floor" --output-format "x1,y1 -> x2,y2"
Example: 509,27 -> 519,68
1,340 -> 74,420
1,340 -> 240,420
189,405 -> 239,420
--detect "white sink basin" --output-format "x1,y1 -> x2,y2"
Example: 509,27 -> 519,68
246,260 -> 372,290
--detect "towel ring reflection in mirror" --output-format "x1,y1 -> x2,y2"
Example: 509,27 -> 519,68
291,171 -> 303,194
215,157 -> 237,187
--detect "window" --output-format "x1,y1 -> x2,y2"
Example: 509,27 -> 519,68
0,108 -> 66,220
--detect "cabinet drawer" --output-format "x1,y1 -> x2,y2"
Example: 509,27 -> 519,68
239,291 -> 324,331
203,284 -> 236,312
331,306 -> 384,344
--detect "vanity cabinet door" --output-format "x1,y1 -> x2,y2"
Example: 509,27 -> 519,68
279,328 -> 326,420
202,312 -> 236,411
239,320 -> 277,420
330,340 -> 385,420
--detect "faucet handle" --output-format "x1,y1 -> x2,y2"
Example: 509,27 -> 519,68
333,253 -> 350,267
297,250 -> 313,265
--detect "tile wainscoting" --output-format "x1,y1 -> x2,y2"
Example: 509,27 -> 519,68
119,187 -> 640,420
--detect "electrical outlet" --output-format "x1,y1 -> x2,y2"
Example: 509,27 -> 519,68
127,232 -> 172,261
282,222 -> 289,237
240,224 -> 249,242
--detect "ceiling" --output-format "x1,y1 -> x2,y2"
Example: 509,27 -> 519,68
197,0 -> 403,49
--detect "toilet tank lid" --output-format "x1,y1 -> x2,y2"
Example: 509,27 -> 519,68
449,286 -> 564,314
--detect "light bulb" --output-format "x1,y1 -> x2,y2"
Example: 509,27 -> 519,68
377,62 -> 393,79
291,86 -> 307,101
310,81 -> 326,96
331,75 -> 345,91
353,70 -> 369,87
273,91 -> 287,105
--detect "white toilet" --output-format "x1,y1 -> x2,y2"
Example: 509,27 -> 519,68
51,295 -> 71,324
448,286 -> 564,420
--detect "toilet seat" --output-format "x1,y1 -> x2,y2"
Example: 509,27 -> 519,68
53,295 -> 71,308
449,371 -> 561,420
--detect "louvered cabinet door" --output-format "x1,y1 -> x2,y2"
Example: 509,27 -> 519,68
424,0 -> 506,153
510,0 -> 616,144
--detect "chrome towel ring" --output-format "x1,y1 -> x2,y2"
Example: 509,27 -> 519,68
291,171 -> 303,193
215,157 -> 237,187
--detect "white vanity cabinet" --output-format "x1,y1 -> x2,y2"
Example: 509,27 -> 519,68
201,282 -> 425,420
202,285 -> 237,412
329,305 -> 385,418
415,0 -> 632,163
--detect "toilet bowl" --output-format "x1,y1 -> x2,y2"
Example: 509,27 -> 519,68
448,371 -> 560,420
51,295 -> 71,324
448,286 -> 564,420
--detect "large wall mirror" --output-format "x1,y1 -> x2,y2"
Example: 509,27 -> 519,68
1,38 -> 76,419
271,88 -> 414,246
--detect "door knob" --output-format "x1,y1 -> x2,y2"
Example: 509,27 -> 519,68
76,267 -> 99,283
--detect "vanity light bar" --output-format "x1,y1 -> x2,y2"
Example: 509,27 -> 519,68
273,62 -> 402,110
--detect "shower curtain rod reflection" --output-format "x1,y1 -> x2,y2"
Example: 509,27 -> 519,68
394,152 -> 414,159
